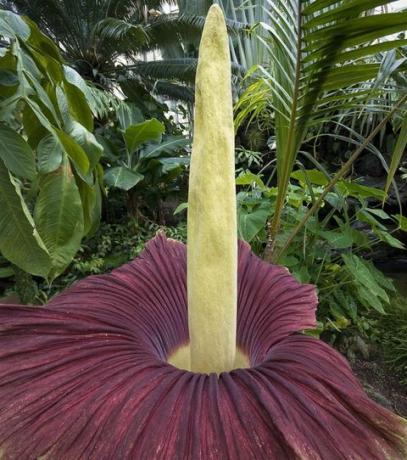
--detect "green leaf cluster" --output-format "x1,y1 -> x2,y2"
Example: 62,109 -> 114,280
102,113 -> 190,204
236,167 -> 405,333
0,10 -> 102,279
235,0 -> 407,248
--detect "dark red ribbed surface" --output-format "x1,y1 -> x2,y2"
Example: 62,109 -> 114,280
0,234 -> 405,459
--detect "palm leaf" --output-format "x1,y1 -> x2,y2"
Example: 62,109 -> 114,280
93,18 -> 147,46
235,0 -> 407,255
126,58 -> 245,84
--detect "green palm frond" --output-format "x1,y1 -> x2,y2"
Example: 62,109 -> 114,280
126,58 -> 198,84
235,0 -> 407,253
93,18 -> 148,46
146,12 -> 249,48
126,58 -> 245,84
151,81 -> 195,103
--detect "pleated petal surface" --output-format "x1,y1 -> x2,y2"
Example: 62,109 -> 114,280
0,235 -> 405,459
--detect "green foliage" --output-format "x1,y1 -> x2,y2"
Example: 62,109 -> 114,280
235,0 -> 407,247
102,114 -> 190,219
236,168 -> 404,334
38,221 -> 187,301
0,9 -> 102,279
374,296 -> 407,386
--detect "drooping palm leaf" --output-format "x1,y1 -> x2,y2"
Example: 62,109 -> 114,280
235,0 -> 407,256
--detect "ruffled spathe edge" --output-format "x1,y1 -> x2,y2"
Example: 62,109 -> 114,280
0,235 -> 405,459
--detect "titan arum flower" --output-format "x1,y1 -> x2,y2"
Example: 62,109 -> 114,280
0,5 -> 406,459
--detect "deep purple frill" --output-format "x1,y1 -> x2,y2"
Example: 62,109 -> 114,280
0,234 -> 405,459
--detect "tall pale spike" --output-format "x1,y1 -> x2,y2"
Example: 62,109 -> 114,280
187,4 -> 237,374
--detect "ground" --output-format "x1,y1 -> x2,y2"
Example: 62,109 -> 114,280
352,355 -> 407,418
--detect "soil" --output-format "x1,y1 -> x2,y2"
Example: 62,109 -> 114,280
351,355 -> 407,418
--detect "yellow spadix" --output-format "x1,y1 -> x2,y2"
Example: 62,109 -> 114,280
187,4 -> 237,374
169,4 -> 242,374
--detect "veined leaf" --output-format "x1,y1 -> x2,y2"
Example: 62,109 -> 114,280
0,126 -> 36,180
63,65 -> 97,114
63,81 -> 93,131
37,133 -> 63,174
141,135 -> 189,159
236,171 -> 267,189
238,202 -> 269,242
158,157 -> 189,174
78,178 -> 102,236
0,10 -> 30,40
104,166 -> 144,191
117,102 -> 143,130
336,181 -> 386,200
34,157 -> 84,278
375,229 -> 405,249
124,119 -> 165,154
56,130 -> 90,176
68,121 -> 103,171
0,160 -> 50,277
342,254 -> 389,313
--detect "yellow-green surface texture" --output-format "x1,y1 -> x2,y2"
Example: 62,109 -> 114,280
187,4 -> 237,374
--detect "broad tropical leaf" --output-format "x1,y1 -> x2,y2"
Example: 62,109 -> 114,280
0,160 -> 50,276
104,166 -> 144,191
124,118 -> 165,153
37,133 -> 63,174
34,157 -> 84,278
0,126 -> 36,180
141,135 -> 189,159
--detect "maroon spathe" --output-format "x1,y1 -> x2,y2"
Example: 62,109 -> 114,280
0,235 -> 405,459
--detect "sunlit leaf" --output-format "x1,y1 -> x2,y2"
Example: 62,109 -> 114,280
104,166 -> 144,191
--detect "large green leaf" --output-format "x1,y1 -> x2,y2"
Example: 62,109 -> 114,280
336,181 -> 386,200
0,10 -> 30,40
78,178 -> 102,236
0,161 -> 50,277
124,119 -> 165,154
63,81 -> 94,131
0,126 -> 36,180
104,166 -> 144,191
238,202 -> 269,242
63,65 -> 97,114
37,133 -> 63,174
291,169 -> 329,186
342,254 -> 390,314
141,135 -> 189,159
56,130 -> 90,176
34,157 -> 84,278
68,121 -> 103,171
117,102 -> 143,130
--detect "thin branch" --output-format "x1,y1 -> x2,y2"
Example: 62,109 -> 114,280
273,94 -> 407,262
